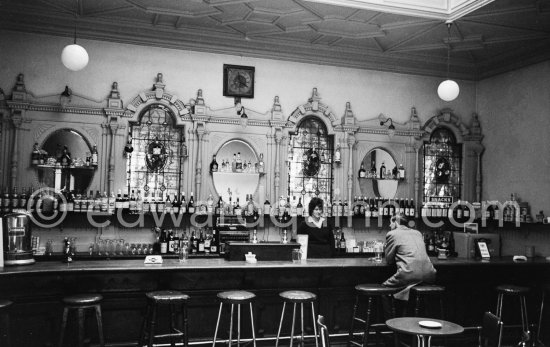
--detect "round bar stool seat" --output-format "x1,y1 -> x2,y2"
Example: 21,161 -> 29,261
276,290 -> 319,347
58,294 -> 105,347
212,290 -> 257,347
410,285 -> 446,318
139,290 -> 189,347
495,284 -> 531,345
348,284 -> 401,347
0,300 -> 13,347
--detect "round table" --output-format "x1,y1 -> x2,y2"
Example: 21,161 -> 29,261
385,317 -> 464,347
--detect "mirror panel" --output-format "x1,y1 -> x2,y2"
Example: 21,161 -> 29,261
213,139 -> 259,203
38,129 -> 94,192
358,148 -> 398,198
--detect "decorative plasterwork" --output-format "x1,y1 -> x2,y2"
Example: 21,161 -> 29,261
287,88 -> 338,133
304,0 -> 495,21
422,107 -> 470,143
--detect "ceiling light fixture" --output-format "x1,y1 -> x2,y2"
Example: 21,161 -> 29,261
61,0 -> 89,71
380,118 -> 396,138
437,21 -> 459,102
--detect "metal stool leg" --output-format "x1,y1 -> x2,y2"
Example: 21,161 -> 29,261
95,304 -> 105,347
237,304 -> 241,347
348,295 -> 360,346
183,302 -> 189,347
212,302 -> 223,347
311,302 -> 319,347
300,303 -> 305,347
361,297 -> 374,347
169,301 -> 176,347
58,307 -> 69,347
290,303 -> 297,347
148,305 -> 157,347
249,302 -> 256,347
496,293 -> 504,318
537,290 -> 545,344
276,302 -> 286,347
520,295 -> 530,340
77,308 -> 85,347
228,304 -> 234,346
139,303 -> 151,346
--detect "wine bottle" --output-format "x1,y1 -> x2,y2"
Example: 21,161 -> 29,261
379,161 -> 386,179
210,155 -> 219,173
91,145 -> 98,166
188,192 -> 195,214
296,197 -> 303,216
358,163 -> 366,178
180,192 -> 187,214
159,229 -> 168,254
258,153 -> 265,174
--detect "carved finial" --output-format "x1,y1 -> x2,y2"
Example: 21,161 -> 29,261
14,73 -> 26,92
107,81 -> 122,109
341,102 -> 355,125
109,82 -> 120,99
309,87 -> 321,103
195,89 -> 204,105
153,72 -> 165,93
410,106 -> 420,130
157,73 -> 163,84
272,95 -> 281,112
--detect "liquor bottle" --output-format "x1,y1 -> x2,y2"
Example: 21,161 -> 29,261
408,199 -> 415,217
247,195 -> 255,216
236,152 -> 243,172
154,190 -> 163,213
365,198 -> 372,218
242,160 -> 248,172
343,199 -> 349,217
187,192 -> 195,214
216,196 -> 224,215
190,230 -> 198,254
101,191 -> 109,212
398,163 -> 405,179
94,190 -> 102,212
264,198 -> 271,216
392,166 -> 398,179
210,155 -> 219,173
296,197 -> 303,216
234,197 -> 242,216
210,227 -> 218,253
358,163 -> 366,178
204,229 -> 211,254
164,191 -> 172,214
221,160 -> 227,172
207,194 -> 214,214
129,190 -> 137,213
91,145 -> 98,166
135,190 -> 143,213
167,230 -> 176,253
19,187 -> 28,210
124,131 -> 133,156
107,191 -> 115,214
31,143 -> 41,165
370,161 -> 377,178
159,229 -> 168,254
198,230 -> 205,253
115,189 -> 123,211
463,200 -> 470,218
379,161 -> 386,179
142,192 -> 151,213
180,192 -> 187,214
181,135 -> 188,158
58,188 -> 67,212
11,186 -> 19,212
231,154 -> 237,172
122,192 -> 130,211
61,146 -> 71,166
339,231 -> 346,253
258,153 -> 265,174
290,196 -> 297,217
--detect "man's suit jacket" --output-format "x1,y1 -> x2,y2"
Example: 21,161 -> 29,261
383,226 -> 436,290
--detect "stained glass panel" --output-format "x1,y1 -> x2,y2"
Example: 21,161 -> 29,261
126,104 -> 186,200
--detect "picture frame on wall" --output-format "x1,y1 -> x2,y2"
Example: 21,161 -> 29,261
223,64 -> 255,98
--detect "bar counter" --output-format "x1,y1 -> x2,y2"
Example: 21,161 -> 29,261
1,257 -> 548,346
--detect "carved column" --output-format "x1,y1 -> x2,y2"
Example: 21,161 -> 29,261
100,124 -> 109,191
10,114 -> 22,188
274,129 -> 282,201
346,134 -> 355,204
476,151 -> 482,202
195,124 -> 205,199
108,118 -> 119,193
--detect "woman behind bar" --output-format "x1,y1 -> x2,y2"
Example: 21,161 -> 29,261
297,197 -> 334,258
383,212 -> 436,314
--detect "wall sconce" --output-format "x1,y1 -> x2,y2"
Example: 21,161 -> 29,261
59,86 -> 72,107
235,99 -> 248,128
61,0 -> 89,71
380,118 -> 396,138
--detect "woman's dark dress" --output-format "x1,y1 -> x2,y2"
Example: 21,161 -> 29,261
297,219 -> 334,258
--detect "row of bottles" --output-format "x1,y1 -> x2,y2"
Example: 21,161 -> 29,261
210,152 -> 265,174
358,161 -> 405,180
31,143 -> 98,167
421,201 -> 471,219
155,227 -> 218,255
424,230 -> 456,258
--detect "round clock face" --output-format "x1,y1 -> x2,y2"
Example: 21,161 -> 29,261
435,157 -> 451,183
228,69 -> 252,95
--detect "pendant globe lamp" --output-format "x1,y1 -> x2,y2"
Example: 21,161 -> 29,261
61,0 -> 89,71
437,21 -> 459,102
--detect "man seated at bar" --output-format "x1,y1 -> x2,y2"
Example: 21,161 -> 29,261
297,197 -> 334,258
383,212 -> 436,315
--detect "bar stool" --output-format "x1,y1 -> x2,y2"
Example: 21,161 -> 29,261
536,284 -> 549,346
495,284 -> 530,344
212,290 -> 256,346
0,300 -> 13,347
139,290 -> 189,347
58,293 -> 105,347
410,284 -> 445,318
275,290 -> 319,347
348,284 -> 400,347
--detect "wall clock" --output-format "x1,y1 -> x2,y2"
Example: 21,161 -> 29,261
223,64 -> 255,98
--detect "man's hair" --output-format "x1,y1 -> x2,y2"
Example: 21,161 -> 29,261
391,212 -> 409,226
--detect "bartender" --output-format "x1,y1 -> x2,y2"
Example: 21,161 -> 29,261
297,197 -> 334,258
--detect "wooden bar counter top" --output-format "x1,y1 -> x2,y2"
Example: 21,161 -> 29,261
1,256 -> 548,346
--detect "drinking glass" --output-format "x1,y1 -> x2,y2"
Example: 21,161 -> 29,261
179,246 -> 188,263
374,242 -> 384,263
292,249 -> 302,263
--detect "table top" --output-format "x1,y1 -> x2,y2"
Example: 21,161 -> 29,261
386,317 -> 464,337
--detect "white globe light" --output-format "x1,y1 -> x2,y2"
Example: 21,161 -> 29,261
437,79 -> 460,102
61,44 -> 89,71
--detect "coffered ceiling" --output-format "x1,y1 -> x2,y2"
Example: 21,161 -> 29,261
1,0 -> 550,80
